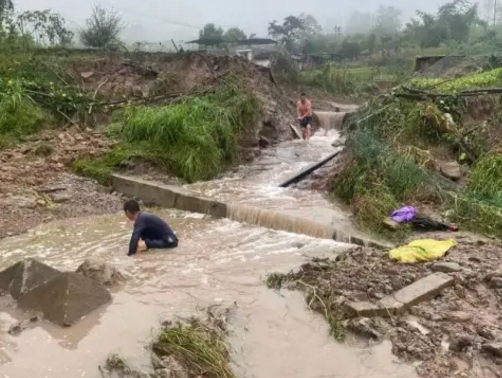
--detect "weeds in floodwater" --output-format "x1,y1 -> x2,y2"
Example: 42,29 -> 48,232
266,268 -> 347,342
152,311 -> 236,378
75,82 -> 260,183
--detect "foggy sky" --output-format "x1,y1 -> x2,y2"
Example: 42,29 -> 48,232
14,0 -> 460,43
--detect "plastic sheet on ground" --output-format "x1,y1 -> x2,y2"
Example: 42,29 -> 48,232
389,239 -> 457,263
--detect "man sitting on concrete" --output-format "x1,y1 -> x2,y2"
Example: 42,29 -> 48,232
124,199 -> 178,256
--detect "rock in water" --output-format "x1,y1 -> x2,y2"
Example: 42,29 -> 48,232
76,258 -> 126,287
17,272 -> 112,327
0,258 -> 61,299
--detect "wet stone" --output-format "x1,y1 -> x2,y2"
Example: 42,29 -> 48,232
446,311 -> 472,322
18,272 -> 112,327
0,258 -> 61,299
431,262 -> 461,273
482,342 -> 502,358
76,257 -> 126,287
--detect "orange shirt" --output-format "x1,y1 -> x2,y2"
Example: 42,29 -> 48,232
297,99 -> 312,118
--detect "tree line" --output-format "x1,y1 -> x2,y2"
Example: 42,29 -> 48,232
1,0 -> 501,58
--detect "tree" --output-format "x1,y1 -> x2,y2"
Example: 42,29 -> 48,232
268,15 -> 305,51
223,27 -> 246,42
299,13 -> 322,36
16,10 -> 74,46
345,11 -> 373,34
199,23 -> 223,40
80,6 -> 124,48
373,5 -> 402,36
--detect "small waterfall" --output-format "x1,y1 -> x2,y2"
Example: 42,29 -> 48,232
226,204 -> 335,239
315,111 -> 349,131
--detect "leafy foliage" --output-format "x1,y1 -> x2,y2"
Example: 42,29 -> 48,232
199,23 -> 224,40
268,16 -> 305,50
15,10 -> 74,46
80,6 -> 124,48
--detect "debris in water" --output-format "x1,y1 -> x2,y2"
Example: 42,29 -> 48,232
265,237 -> 502,378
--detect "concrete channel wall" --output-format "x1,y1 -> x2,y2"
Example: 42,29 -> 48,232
111,174 -> 388,248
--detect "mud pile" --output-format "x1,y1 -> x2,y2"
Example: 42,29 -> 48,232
0,126 -> 125,239
71,52 -> 297,146
268,234 -> 502,378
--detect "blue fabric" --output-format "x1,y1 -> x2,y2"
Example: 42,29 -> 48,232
128,212 -> 176,256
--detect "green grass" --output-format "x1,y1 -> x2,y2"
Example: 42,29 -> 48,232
75,83 -> 260,184
333,94 -> 502,240
410,67 -> 502,93
468,155 -> 502,201
0,84 -> 49,147
152,318 -> 236,378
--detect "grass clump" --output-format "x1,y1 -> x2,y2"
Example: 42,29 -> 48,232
78,83 -> 260,184
73,146 -> 146,185
0,83 -> 49,146
152,310 -> 236,378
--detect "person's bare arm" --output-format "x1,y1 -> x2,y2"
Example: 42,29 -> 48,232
296,102 -> 302,118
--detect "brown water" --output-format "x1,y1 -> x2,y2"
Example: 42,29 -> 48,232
0,126 -> 417,378
185,129 -> 360,236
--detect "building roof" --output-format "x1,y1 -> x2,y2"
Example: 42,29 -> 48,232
185,38 -> 277,46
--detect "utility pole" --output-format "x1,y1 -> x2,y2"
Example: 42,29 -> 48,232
494,0 -> 498,27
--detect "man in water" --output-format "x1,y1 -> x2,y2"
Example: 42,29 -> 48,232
123,199 -> 178,256
297,93 -> 313,141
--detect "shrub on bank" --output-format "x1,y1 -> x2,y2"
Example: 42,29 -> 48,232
333,96 -> 502,240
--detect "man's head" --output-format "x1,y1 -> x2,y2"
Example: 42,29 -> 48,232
300,92 -> 307,104
124,199 -> 141,221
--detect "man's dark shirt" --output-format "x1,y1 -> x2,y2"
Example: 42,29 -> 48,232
128,212 -> 175,256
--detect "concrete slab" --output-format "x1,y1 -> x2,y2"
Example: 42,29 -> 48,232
393,272 -> 455,311
376,272 -> 455,316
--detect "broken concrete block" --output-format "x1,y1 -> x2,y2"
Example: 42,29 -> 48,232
18,272 -> 112,327
0,258 -> 61,299
377,295 -> 405,316
76,258 -> 126,287
393,272 -> 454,312
345,301 -> 382,318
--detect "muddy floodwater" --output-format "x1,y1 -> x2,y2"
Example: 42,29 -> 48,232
0,125 -> 418,378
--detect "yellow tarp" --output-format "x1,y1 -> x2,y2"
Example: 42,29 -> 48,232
389,239 -> 457,263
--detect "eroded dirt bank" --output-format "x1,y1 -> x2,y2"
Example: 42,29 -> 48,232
267,233 -> 502,378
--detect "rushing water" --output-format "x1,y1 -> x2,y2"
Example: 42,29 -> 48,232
0,125 -> 417,378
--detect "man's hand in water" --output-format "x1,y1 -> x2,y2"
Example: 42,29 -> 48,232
136,239 -> 148,254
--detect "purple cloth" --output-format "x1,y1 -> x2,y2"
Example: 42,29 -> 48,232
390,206 -> 418,223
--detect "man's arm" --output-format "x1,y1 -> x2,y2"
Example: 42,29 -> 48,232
128,220 -> 145,256
296,102 -> 302,118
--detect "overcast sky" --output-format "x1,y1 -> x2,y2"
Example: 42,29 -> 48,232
14,0 -> 477,43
